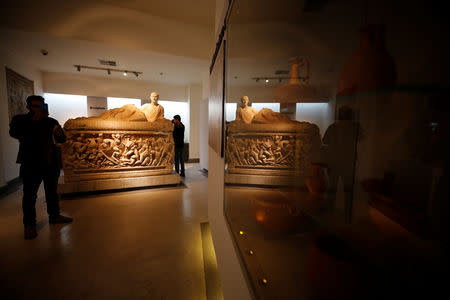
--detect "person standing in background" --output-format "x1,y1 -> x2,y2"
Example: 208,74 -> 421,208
322,105 -> 360,224
172,115 -> 185,177
9,95 -> 73,240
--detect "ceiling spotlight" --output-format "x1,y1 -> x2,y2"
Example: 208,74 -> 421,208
133,72 -> 139,77
123,71 -> 127,76
76,65 -> 81,72
265,79 -> 269,83
107,69 -> 111,75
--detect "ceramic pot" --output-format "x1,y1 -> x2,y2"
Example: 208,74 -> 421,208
249,195 -> 305,234
306,163 -> 328,196
337,24 -> 396,97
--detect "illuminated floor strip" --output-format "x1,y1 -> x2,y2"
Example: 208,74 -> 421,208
200,222 -> 224,300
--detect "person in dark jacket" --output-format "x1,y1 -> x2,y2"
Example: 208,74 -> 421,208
9,95 -> 73,239
172,115 -> 185,177
322,106 -> 360,224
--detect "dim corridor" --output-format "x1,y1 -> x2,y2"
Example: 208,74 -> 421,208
0,164 -> 209,300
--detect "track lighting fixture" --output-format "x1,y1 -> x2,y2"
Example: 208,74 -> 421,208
252,76 -> 307,83
73,65 -> 143,77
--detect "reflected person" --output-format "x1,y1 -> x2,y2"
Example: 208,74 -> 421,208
172,114 -> 185,177
9,95 -> 73,240
322,106 -> 360,223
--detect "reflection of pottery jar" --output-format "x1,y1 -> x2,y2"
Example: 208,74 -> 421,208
306,163 -> 328,195
249,196 -> 304,234
305,233 -> 361,300
337,24 -> 396,97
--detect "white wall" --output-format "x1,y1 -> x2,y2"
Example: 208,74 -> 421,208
107,97 -> 141,110
0,53 -> 44,185
44,93 -> 88,126
159,100 -> 190,143
296,102 -> 334,138
252,102 -> 280,112
225,103 -> 237,122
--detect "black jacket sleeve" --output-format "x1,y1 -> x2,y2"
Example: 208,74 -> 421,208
9,114 -> 26,140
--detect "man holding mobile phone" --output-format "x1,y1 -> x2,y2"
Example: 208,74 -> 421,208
172,115 -> 185,177
9,95 -> 72,239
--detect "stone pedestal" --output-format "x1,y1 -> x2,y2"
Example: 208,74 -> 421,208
58,118 -> 178,193
225,121 -> 321,187
225,173 -> 295,186
58,173 -> 180,194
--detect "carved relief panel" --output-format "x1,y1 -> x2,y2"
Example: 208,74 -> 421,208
227,134 -> 296,169
62,131 -> 174,171
225,123 -> 321,179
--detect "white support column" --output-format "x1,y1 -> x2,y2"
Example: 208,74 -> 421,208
200,72 -> 210,170
189,84 -> 202,160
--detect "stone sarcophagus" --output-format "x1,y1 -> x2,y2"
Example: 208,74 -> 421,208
58,118 -> 179,193
225,121 -> 321,186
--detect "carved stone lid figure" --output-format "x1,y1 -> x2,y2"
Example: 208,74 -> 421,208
236,96 -> 259,124
63,91 -> 172,131
140,92 -> 165,122
234,95 -> 291,124
96,104 -> 147,121
252,108 -> 292,124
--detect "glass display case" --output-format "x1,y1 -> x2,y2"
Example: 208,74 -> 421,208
223,0 -> 449,299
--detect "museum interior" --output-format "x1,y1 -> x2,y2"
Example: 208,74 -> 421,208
1,0 -> 449,299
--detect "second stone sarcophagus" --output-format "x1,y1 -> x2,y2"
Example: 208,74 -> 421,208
225,121 -> 321,186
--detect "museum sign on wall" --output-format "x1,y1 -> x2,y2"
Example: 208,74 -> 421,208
87,96 -> 107,117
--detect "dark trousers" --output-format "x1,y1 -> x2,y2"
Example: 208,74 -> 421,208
327,167 -> 354,224
20,164 -> 61,226
174,147 -> 185,175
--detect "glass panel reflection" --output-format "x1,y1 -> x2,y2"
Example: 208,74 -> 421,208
224,0 -> 449,299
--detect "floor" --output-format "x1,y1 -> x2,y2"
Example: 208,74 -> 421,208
0,164 -> 209,300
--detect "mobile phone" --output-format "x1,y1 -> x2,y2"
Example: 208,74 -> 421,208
40,103 -> 49,113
